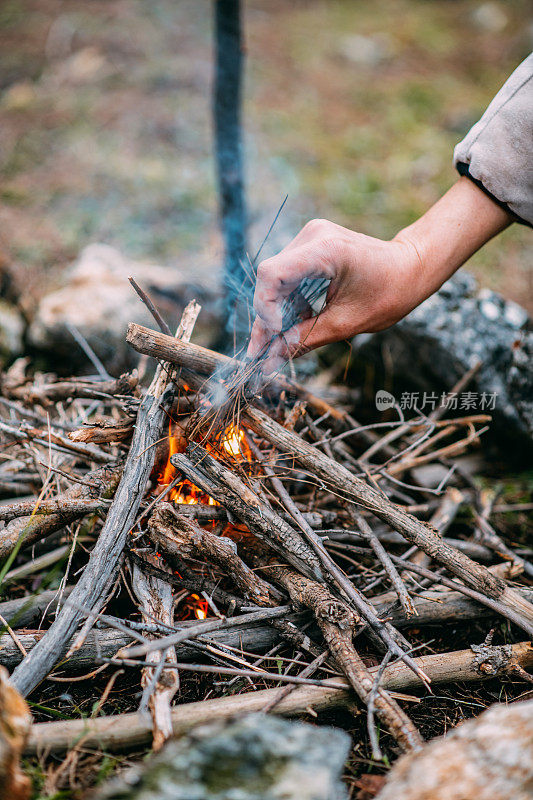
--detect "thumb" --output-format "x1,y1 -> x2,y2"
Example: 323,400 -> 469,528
260,307 -> 341,374
286,307 -> 343,355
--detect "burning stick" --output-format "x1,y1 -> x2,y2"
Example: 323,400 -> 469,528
171,445 -> 324,582
129,549 -> 263,614
148,504 -> 283,607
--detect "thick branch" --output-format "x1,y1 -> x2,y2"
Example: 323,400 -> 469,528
265,563 -> 422,752
149,504 -> 282,607
126,323 -> 344,419
25,642 -> 533,754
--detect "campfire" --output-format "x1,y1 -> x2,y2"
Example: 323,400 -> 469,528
154,418 -> 253,620
0,297 -> 532,790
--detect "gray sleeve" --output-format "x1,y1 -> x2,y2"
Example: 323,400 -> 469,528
453,53 -> 533,226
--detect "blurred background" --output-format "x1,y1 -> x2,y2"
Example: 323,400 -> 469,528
1,0 -> 532,326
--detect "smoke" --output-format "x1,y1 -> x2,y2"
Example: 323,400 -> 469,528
205,372 -> 230,409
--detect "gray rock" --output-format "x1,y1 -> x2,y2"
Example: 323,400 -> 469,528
375,699 -> 533,800
353,273 -> 533,446
0,300 -> 24,364
28,244 -> 218,374
410,464 -> 451,490
94,714 -> 350,800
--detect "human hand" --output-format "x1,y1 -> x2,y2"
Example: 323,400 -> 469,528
247,178 -> 512,373
247,218 -> 423,373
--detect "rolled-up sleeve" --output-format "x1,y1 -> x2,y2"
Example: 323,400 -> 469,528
454,53 -> 533,226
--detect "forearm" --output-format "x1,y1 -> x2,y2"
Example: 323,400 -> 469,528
394,177 -> 513,300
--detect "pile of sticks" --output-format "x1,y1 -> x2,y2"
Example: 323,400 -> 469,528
0,301 -> 532,766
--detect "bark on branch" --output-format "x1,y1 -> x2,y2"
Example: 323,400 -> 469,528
243,406 -> 533,637
25,641 -> 533,755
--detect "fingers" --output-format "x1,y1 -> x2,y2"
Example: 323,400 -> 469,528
253,240 -> 335,335
246,317 -> 272,360
260,308 -> 344,374
280,218 -> 355,253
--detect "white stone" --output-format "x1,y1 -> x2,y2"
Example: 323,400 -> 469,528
28,244 -> 215,372
376,700 -> 533,800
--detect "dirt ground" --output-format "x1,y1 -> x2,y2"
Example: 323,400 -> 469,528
0,0 -> 532,314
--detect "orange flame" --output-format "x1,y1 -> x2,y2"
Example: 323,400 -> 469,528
157,422 -> 251,506
220,424 -> 252,460
156,420 -> 252,620
181,593 -> 209,620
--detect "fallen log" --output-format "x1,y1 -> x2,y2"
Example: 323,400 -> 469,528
0,622 -> 283,672
25,641 -> 533,755
372,586 -> 533,628
0,497 -> 108,524
0,588 -> 74,629
68,419 -> 134,445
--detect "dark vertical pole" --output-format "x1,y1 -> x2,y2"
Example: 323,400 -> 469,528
214,0 -> 248,351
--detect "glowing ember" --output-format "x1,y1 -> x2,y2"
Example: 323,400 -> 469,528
181,593 -> 209,620
157,422 -> 251,505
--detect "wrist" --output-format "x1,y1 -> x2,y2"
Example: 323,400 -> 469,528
393,177 -> 512,299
